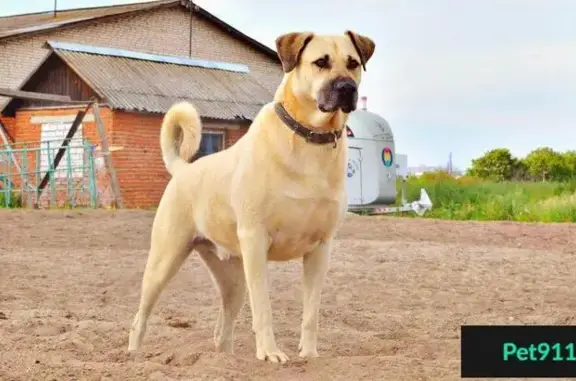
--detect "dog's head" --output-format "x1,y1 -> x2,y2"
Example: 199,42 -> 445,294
275,30 -> 375,114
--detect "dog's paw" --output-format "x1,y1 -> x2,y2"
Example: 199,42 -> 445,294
214,338 -> 234,354
256,347 -> 289,364
298,339 -> 319,358
298,348 -> 319,358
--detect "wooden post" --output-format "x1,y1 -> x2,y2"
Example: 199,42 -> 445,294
0,120 -> 24,178
91,102 -> 124,208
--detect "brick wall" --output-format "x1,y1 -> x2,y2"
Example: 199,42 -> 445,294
0,116 -> 16,141
224,125 -> 250,148
110,111 -> 168,208
10,106 -> 112,148
0,5 -> 283,107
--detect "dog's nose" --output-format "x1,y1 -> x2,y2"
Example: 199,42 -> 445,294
334,80 -> 357,96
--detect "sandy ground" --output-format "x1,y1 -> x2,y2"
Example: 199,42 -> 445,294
1,210 -> 576,381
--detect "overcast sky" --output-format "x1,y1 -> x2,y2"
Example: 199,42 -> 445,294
2,0 -> 575,169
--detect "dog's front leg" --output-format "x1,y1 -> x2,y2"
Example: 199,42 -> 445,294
238,225 -> 289,363
298,239 -> 331,358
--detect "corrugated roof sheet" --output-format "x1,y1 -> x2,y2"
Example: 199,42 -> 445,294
53,45 -> 274,120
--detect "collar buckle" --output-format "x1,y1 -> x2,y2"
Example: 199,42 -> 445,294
306,130 -> 318,143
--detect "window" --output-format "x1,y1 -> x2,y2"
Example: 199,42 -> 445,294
195,132 -> 224,159
40,122 -> 84,178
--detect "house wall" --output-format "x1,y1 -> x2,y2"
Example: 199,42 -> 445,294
0,5 -> 283,108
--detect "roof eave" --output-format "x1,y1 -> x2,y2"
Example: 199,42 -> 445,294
0,1 -> 180,41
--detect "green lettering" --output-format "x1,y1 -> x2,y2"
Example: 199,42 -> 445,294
566,343 -> 576,361
549,343 -> 561,361
517,347 -> 529,361
503,343 -> 517,360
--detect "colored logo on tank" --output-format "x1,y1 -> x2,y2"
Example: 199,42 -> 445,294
382,148 -> 393,167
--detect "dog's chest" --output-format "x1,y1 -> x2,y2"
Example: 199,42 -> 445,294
265,194 -> 345,261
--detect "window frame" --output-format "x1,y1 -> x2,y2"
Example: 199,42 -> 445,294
195,130 -> 225,159
39,121 -> 85,179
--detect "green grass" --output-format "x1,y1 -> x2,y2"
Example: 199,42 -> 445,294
399,171 -> 576,222
0,190 -> 22,208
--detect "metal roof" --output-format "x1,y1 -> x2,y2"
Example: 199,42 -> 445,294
50,42 -> 274,120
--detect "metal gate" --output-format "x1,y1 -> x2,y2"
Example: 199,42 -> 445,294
0,138 -> 98,208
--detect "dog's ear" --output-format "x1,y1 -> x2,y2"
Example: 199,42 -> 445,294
345,30 -> 375,71
275,32 -> 315,73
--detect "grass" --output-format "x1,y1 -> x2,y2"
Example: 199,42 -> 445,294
400,171 -> 576,222
0,190 -> 22,208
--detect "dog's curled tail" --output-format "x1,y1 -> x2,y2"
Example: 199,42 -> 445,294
160,101 -> 202,176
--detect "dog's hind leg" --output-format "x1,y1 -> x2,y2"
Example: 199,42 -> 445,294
128,200 -> 195,351
196,243 -> 246,354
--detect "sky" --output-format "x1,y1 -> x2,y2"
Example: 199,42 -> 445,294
2,0 -> 575,170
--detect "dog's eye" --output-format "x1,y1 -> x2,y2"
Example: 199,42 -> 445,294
347,59 -> 360,70
313,57 -> 329,69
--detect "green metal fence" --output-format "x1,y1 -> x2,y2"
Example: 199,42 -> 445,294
0,138 -> 98,208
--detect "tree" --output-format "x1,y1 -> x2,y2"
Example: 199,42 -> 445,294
466,148 -> 518,181
511,159 -> 528,181
523,147 -> 571,182
562,150 -> 576,179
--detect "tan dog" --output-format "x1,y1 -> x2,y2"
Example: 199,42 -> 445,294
127,30 -> 375,363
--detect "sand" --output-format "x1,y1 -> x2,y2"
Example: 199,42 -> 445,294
1,209 -> 575,380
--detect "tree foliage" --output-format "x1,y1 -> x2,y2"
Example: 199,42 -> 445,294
466,148 -> 519,181
467,147 -> 576,182
522,147 -> 570,181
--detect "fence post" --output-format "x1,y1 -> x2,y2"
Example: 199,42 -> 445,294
92,102 -> 123,208
35,148 -> 40,206
7,148 -> 12,207
21,146 -> 28,207
46,140 -> 56,207
86,141 -> 97,208
65,142 -> 74,208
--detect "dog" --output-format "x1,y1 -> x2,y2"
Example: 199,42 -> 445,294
127,30 -> 375,363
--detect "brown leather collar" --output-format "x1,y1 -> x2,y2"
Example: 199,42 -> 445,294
274,102 -> 343,148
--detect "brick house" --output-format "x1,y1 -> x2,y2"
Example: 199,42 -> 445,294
0,0 -> 283,208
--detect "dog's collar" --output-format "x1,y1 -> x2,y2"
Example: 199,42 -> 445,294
274,102 -> 343,148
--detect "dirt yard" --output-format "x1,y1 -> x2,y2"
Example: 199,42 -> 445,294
1,210 -> 575,380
